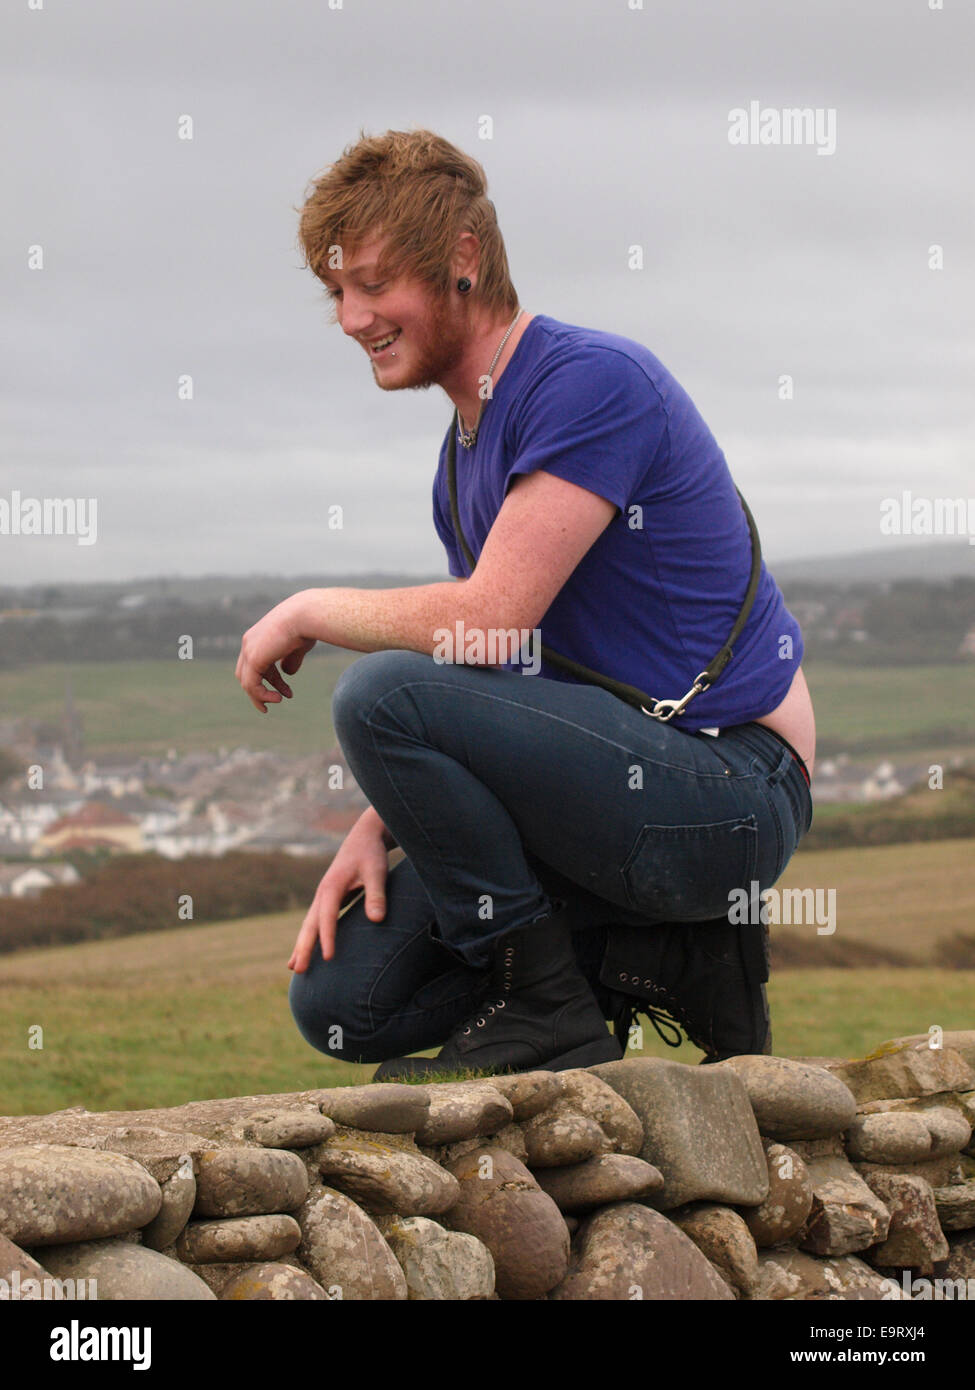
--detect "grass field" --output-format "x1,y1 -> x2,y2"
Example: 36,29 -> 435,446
2,837 -> 973,1116
803,662 -> 975,755
2,652 -> 361,759
4,657 -> 975,760
768,837 -> 975,959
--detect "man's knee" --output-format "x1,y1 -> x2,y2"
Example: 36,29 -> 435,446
288,967 -> 381,1062
332,649 -> 435,734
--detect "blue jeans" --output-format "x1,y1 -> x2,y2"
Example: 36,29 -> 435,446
289,650 -> 813,1064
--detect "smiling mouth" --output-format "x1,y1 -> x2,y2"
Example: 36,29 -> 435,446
368,329 -> 401,355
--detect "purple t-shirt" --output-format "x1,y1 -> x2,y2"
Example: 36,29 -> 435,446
431,314 -> 802,732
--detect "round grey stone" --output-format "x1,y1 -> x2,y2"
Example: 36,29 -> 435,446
924,1108 -> 972,1158
414,1083 -> 513,1146
176,1214 -> 301,1263
0,1145 -> 161,1246
443,1147 -> 569,1300
717,1056 -> 857,1141
40,1239 -> 215,1299
316,1084 -> 431,1134
232,1109 -> 336,1149
316,1139 -> 460,1215
534,1154 -> 664,1212
193,1148 -> 308,1218
486,1072 -> 563,1120
845,1112 -> 933,1164
741,1141 -> 814,1247
521,1101 -> 610,1168
557,1070 -> 644,1154
297,1185 -> 407,1300
670,1203 -> 761,1297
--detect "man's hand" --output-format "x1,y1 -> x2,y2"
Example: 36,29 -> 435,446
235,593 -> 318,712
289,808 -> 391,971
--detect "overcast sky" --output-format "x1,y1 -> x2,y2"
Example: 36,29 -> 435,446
2,0 -> 972,586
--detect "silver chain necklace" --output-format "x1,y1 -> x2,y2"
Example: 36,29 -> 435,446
457,307 -> 524,449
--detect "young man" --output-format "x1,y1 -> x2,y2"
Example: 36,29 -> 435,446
235,128 -> 815,1079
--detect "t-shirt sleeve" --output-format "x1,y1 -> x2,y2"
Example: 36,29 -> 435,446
432,468 -> 465,577
504,350 -> 667,511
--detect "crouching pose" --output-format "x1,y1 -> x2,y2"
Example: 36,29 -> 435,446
234,128 -> 815,1080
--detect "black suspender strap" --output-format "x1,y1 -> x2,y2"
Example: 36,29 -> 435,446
445,407 -> 763,722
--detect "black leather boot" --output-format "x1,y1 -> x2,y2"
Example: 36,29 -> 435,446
601,912 -> 772,1063
372,901 -> 623,1081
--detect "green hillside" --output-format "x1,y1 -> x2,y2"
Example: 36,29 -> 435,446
2,657 -> 974,759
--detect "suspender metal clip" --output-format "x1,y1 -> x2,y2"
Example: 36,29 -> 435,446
640,671 -> 713,723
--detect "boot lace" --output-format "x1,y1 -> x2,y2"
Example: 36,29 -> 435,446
611,980 -> 714,1056
612,996 -> 683,1052
458,943 -> 514,1035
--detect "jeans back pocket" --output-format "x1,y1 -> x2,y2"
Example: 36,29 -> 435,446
618,814 -> 759,921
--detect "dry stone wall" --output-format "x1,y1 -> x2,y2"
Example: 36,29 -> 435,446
2,1030 -> 974,1302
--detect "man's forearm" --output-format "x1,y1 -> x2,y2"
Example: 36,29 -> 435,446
294,582 -> 479,657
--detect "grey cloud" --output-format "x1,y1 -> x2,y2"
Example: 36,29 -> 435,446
1,0 -> 971,581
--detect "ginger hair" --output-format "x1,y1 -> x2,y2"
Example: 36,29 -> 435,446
296,128 -> 518,318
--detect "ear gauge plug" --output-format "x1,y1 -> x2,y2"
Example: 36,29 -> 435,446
457,277 -> 472,293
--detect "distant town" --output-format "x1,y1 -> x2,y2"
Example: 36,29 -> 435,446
0,681 -> 371,901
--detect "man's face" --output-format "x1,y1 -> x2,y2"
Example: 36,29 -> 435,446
322,238 -> 467,392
